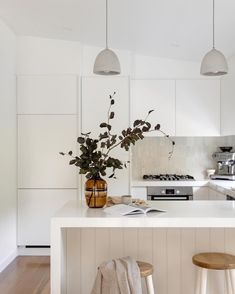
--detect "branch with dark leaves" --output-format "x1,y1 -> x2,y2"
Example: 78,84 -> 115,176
60,93 -> 175,179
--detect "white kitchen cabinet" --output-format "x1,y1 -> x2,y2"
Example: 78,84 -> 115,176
18,115 -> 77,189
17,75 -> 77,114
176,80 -> 220,136
208,188 -> 227,200
131,80 -> 175,136
221,75 -> 235,135
18,189 -> 77,245
81,77 -> 130,195
216,191 -> 227,200
131,187 -> 147,200
193,187 -> 209,200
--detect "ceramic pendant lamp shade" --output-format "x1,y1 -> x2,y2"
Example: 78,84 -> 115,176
93,0 -> 121,75
93,48 -> 121,75
200,48 -> 228,76
200,0 -> 228,76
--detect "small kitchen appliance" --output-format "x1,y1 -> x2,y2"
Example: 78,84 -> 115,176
211,150 -> 235,180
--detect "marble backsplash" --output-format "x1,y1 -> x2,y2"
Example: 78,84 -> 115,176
131,136 -> 235,180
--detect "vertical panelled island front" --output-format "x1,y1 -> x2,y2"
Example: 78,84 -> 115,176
51,200 -> 235,294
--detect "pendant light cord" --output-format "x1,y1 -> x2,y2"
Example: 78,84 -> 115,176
106,0 -> 108,48
213,0 -> 215,48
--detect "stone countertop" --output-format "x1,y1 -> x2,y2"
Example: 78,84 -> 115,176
52,200 -> 235,228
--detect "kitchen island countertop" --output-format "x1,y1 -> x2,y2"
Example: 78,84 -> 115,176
51,200 -> 235,294
52,199 -> 235,228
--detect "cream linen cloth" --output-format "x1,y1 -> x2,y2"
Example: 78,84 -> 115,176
91,256 -> 142,294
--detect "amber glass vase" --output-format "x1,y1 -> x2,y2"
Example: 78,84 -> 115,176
85,174 -> 107,208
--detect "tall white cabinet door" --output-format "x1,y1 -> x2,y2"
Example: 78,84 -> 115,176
18,189 -> 77,245
18,115 -> 77,189
176,80 -> 220,136
131,80 -> 175,136
17,75 -> 77,114
221,76 -> 235,135
81,77 -> 130,195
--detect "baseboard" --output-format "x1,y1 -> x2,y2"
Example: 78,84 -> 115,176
17,246 -> 50,256
0,249 -> 18,272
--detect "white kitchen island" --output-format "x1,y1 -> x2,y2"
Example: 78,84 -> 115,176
51,200 -> 235,294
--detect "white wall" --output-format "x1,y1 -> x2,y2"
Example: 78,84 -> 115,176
221,54 -> 235,135
131,136 -> 231,180
0,19 -> 17,271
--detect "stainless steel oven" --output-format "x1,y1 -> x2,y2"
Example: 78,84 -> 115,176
147,186 -> 193,201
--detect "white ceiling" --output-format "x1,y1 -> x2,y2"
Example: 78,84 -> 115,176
0,0 -> 234,61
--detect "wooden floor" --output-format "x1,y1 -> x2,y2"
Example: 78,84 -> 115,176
0,256 -> 50,294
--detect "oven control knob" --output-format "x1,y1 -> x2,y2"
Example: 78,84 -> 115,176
176,190 -> 180,194
161,190 -> 165,194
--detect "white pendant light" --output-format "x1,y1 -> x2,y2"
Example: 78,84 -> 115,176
93,0 -> 121,75
200,0 -> 228,76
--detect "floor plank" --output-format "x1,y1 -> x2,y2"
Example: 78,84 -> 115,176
0,256 -> 50,294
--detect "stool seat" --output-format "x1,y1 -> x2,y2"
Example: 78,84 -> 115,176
193,252 -> 235,270
137,261 -> 154,277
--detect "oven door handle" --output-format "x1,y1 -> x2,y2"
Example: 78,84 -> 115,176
148,196 -> 192,201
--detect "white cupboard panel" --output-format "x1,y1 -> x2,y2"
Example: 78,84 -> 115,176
193,187 -> 209,200
82,77 -> 129,137
18,189 -> 77,245
208,188 -> 226,200
131,187 -> 147,199
131,80 -> 175,136
80,229 -> 96,294
221,76 -> 235,135
17,75 -> 77,114
81,77 -> 130,195
18,115 -> 77,188
176,80 -> 220,136
167,229 -> 181,294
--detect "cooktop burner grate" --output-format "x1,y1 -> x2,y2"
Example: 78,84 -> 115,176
143,174 -> 195,181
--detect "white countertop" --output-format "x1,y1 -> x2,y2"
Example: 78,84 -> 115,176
52,200 -> 235,228
132,180 -> 208,187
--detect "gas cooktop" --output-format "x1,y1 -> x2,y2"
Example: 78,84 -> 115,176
143,174 -> 195,181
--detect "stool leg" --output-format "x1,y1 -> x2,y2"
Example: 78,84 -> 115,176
145,275 -> 154,294
229,270 -> 235,294
226,270 -> 232,294
195,268 -> 208,294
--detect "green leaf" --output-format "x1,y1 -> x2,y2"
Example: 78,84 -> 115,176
59,152 -> 65,156
155,124 -> 161,130
109,112 -> 114,119
69,159 -> 76,165
77,137 -> 85,144
148,109 -> 154,115
133,119 -> 141,127
100,123 -> 107,128
111,99 -> 115,105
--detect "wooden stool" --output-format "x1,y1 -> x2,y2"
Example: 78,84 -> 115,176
137,261 -> 155,294
192,252 -> 235,294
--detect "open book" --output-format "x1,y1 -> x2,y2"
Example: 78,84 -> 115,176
104,204 -> 166,216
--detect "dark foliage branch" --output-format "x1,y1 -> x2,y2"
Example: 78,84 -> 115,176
60,92 -> 175,179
